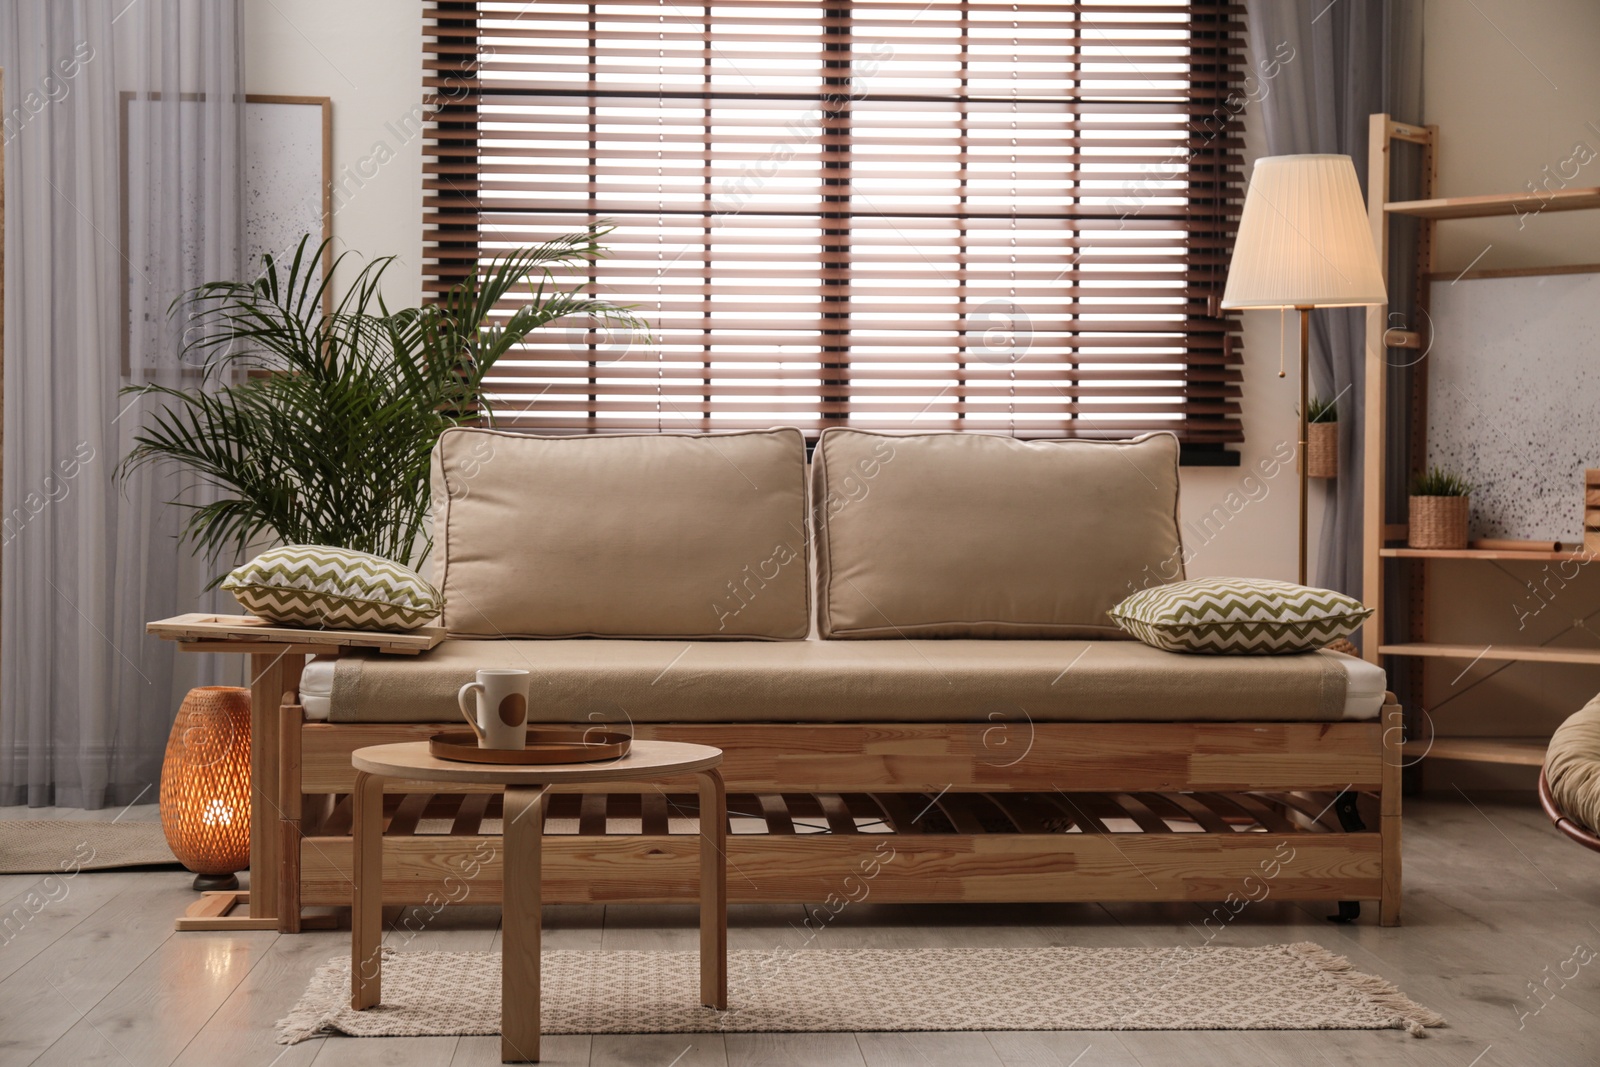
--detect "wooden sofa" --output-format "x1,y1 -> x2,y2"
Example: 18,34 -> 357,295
156,426 -> 1403,932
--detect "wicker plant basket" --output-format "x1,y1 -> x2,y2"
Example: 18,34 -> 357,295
1409,495 -> 1470,550
1307,422 -> 1338,479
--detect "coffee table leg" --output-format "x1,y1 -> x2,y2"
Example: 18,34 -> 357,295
697,768 -> 728,1010
351,770 -> 384,1010
502,785 -> 547,1063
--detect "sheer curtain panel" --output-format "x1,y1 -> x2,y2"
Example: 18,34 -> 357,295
0,0 -> 246,807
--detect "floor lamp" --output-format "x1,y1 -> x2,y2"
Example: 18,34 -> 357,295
1220,154 -> 1388,584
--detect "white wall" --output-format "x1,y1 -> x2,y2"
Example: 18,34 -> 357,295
243,0 -> 425,305
239,0 -> 1313,584
1424,0 -> 1600,275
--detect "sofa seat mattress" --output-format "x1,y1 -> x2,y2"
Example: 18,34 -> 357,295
310,640 -> 1382,725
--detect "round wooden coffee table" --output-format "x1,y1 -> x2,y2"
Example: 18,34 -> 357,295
348,740 -> 726,1063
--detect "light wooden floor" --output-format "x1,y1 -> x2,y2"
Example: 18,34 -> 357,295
1,797 -> 1597,1066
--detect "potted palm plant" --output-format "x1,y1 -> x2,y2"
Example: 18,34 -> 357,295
120,232 -> 645,581
1306,396 -> 1338,479
1409,466 -> 1473,550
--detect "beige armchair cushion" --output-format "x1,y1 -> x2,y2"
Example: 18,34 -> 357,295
812,429 -> 1184,638
432,427 -> 809,639
1546,694 -> 1600,836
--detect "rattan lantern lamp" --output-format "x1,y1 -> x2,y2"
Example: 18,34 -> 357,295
159,686 -> 252,891
1221,154 -> 1388,584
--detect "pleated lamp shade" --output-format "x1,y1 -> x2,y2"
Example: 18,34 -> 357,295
1220,154 -> 1387,309
159,686 -> 252,889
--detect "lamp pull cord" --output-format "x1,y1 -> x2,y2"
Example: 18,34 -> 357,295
1279,306 -> 1287,378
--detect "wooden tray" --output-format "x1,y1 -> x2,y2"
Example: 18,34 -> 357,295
428,729 -> 632,765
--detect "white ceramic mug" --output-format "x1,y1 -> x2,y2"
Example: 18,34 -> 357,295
456,668 -> 531,750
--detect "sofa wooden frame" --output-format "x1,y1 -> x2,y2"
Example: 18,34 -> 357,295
271,670 -> 1413,934
148,619 -> 1403,932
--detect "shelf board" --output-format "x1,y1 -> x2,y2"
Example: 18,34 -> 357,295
1412,737 -> 1548,767
1424,261 -> 1600,284
1379,547 -> 1590,562
1380,643 -> 1600,665
1386,186 -> 1600,220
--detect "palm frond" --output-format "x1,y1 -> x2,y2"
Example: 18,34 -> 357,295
121,231 -> 648,584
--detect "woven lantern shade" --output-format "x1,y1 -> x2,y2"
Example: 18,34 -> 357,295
159,686 -> 252,891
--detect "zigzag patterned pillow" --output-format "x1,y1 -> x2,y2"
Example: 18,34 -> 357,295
222,546 -> 442,631
1109,577 -> 1373,654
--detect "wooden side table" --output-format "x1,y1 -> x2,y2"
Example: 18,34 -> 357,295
349,740 -> 727,1064
147,613 -> 443,931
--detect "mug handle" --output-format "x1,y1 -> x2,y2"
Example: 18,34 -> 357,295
456,681 -> 487,745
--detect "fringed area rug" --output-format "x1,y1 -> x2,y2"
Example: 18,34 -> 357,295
278,943 -> 1443,1042
0,820 -> 178,873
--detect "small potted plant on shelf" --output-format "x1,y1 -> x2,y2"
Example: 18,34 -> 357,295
1306,396 -> 1338,479
1409,466 -> 1473,549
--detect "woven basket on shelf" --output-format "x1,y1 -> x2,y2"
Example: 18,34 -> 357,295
1408,495 -> 1470,550
1307,422 -> 1338,479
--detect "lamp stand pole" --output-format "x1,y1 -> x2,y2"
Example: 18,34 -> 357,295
1297,305 -> 1311,585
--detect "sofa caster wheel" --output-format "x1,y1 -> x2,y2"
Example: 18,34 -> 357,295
1327,901 -> 1360,924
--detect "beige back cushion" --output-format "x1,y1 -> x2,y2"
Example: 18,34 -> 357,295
432,427 -> 809,639
812,429 -> 1184,638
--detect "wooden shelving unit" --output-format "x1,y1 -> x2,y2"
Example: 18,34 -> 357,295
1363,117 -> 1600,773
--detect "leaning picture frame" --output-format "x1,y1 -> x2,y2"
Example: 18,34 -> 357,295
120,93 -> 332,375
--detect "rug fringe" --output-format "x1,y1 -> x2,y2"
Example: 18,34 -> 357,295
276,948 -> 395,1043
1283,941 -> 1445,1037
276,953 -> 349,1043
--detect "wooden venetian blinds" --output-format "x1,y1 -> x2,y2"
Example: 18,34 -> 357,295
423,1 -> 1246,445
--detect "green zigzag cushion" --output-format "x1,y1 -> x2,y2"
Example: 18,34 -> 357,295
222,546 -> 442,632
1108,577 -> 1373,655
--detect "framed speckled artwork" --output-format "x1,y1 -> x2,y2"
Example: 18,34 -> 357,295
241,95 -> 333,315
1426,269 -> 1600,542
121,93 -> 332,373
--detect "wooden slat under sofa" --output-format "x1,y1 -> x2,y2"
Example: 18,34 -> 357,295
277,709 -> 1401,930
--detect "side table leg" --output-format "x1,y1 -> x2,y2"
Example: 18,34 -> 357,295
502,785 -> 547,1063
248,650 -> 303,923
351,770 -> 384,1010
697,768 -> 728,1010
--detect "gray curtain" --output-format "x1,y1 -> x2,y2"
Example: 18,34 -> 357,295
1,0 -> 245,807
1244,0 -> 1424,599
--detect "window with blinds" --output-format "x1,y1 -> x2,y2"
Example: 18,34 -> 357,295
423,1 -> 1246,449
